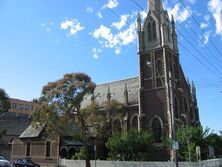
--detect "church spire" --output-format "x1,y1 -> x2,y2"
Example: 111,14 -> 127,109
107,86 -> 111,101
171,14 -> 179,53
148,0 -> 163,14
124,83 -> 128,106
137,12 -> 141,32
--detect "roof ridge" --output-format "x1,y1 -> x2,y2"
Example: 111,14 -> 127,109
96,76 -> 138,86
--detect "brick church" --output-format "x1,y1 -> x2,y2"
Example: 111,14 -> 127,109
2,0 -> 200,164
82,0 -> 200,150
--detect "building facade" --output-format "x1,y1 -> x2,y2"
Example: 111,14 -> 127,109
82,0 -> 200,160
9,98 -> 38,118
7,0 -> 200,163
0,98 -> 38,160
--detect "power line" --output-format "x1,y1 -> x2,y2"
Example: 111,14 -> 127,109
177,30 -> 221,75
165,0 -> 222,66
178,41 -> 221,78
130,0 -> 221,78
95,0 -> 221,79
178,0 -> 222,57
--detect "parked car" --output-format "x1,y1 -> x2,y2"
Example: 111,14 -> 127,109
12,159 -> 40,167
0,155 -> 11,167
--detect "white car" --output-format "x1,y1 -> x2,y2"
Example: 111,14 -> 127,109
0,156 -> 11,167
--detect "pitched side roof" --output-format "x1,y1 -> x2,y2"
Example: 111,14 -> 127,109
19,124 -> 44,139
0,116 -> 31,136
81,76 -> 139,108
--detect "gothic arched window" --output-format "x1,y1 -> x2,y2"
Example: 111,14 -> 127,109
174,97 -> 179,118
156,60 -> 164,77
167,27 -> 170,41
144,60 -> 152,79
132,116 -> 138,129
152,22 -> 156,39
152,118 -> 162,143
184,98 -> 188,115
156,60 -> 164,87
148,22 -> 152,41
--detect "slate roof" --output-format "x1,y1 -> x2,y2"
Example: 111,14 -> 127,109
0,116 -> 31,136
61,139 -> 83,146
19,124 -> 44,139
81,76 -> 139,108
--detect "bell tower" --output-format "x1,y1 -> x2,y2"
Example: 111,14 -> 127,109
137,0 -> 180,145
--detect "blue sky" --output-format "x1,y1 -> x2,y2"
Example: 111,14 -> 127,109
0,0 -> 221,133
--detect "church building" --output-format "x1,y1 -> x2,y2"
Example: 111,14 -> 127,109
82,0 -> 200,160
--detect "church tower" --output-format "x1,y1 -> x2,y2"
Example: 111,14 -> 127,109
137,1 -> 200,153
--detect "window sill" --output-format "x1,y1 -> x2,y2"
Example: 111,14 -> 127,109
45,157 -> 52,160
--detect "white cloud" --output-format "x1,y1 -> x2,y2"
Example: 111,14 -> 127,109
208,0 -> 222,36
86,6 -> 94,13
115,48 -> 121,55
97,0 -> 119,19
60,18 -> 84,37
92,48 -> 102,59
167,3 -> 191,23
203,31 -> 211,44
199,31 -> 212,46
46,27 -> 51,32
200,23 -> 209,29
92,19 -> 137,55
40,22 -> 53,32
112,15 -> 129,30
204,15 -> 210,21
102,0 -> 119,9
97,12 -> 103,18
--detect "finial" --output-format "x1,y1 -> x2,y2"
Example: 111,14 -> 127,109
107,86 -> 111,101
191,81 -> 196,94
171,14 -> 175,23
187,77 -> 190,87
137,12 -> 141,32
124,83 -> 128,106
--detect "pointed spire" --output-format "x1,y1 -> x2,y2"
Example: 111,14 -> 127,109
171,15 -> 176,32
187,77 -> 190,87
148,0 -> 163,14
171,15 -> 175,23
137,12 -> 141,32
191,81 -> 196,94
124,83 -> 128,105
107,86 -> 111,101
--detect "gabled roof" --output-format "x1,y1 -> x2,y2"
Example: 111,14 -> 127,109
0,116 -> 31,136
19,124 -> 45,139
81,76 -> 139,108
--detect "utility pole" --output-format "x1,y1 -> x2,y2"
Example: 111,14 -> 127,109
169,71 -> 179,167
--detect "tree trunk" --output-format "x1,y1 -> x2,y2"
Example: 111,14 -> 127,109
85,144 -> 90,167
83,128 -> 90,167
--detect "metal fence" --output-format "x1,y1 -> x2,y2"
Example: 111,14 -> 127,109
59,158 -> 222,167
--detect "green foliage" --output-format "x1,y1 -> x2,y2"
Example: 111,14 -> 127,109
163,125 -> 213,161
32,73 -> 95,167
72,147 -> 86,160
32,73 -> 95,135
205,133 -> 222,157
0,89 -> 10,115
176,125 -> 210,161
106,130 -> 154,161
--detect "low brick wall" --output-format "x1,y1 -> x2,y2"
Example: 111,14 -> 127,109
59,158 -> 222,167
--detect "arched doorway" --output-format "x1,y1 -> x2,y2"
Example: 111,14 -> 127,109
60,148 -> 67,159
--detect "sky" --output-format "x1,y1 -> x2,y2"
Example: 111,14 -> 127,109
0,0 -> 221,133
